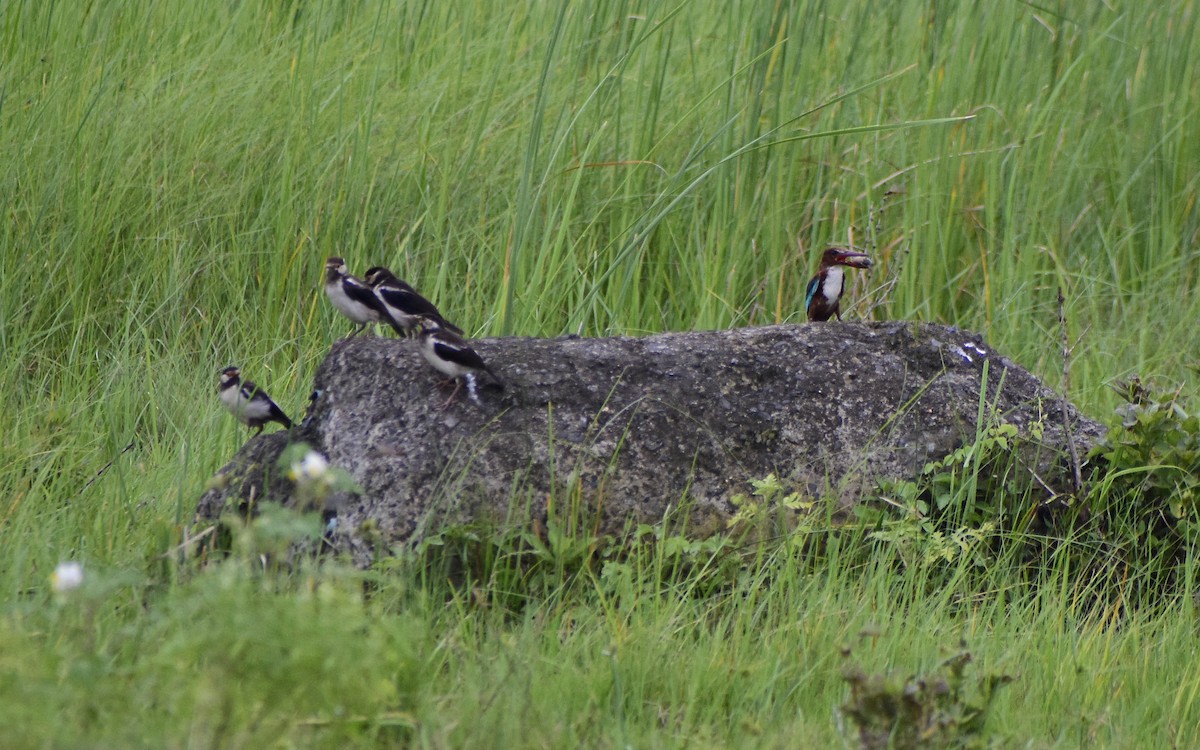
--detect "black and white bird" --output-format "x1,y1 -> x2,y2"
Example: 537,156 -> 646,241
323,257 -> 394,337
415,317 -> 502,408
218,366 -> 293,434
363,266 -> 463,337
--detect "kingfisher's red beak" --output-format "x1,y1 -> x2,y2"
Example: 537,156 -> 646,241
833,250 -> 873,268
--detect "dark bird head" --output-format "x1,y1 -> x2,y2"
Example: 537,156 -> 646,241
363,266 -> 397,287
219,366 -> 240,385
414,315 -> 443,336
324,256 -> 349,284
819,247 -> 873,270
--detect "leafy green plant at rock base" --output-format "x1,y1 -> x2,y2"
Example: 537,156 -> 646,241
1084,378 -> 1200,598
728,472 -> 818,533
863,420 -> 1025,575
838,378 -> 1200,611
1093,378 -> 1200,524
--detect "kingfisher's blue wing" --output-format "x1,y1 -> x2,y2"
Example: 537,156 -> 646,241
803,275 -> 819,316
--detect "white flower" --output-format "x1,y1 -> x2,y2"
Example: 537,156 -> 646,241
290,451 -> 330,484
51,561 -> 84,593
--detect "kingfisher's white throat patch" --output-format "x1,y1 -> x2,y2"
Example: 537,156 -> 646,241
821,266 -> 844,302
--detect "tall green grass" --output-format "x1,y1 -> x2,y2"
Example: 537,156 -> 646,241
3,1 -> 1199,746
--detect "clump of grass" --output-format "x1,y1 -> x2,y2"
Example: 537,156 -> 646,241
840,645 -> 1013,750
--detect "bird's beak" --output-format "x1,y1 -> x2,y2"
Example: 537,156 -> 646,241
836,251 -> 873,268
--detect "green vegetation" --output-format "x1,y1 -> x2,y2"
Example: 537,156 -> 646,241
3,1 -> 1199,746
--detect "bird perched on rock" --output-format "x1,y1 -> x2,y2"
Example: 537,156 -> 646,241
324,257 -> 395,337
218,366 -> 293,434
804,247 -> 874,322
415,316 -> 502,408
363,266 -> 462,337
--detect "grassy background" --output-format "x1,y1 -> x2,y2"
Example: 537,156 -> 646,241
2,1 -> 1199,746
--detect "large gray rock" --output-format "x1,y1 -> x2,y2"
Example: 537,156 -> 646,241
195,323 -> 1105,565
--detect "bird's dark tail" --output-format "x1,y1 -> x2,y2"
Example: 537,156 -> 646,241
436,315 -> 464,337
483,367 -> 504,390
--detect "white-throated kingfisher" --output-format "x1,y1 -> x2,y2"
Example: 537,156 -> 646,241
804,247 -> 873,322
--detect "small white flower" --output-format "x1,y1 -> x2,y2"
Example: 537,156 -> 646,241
290,451 -> 330,484
51,561 -> 84,593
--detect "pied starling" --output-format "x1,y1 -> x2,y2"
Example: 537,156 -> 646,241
218,366 -> 293,434
324,256 -> 395,336
415,316 -> 502,408
363,265 -> 463,338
